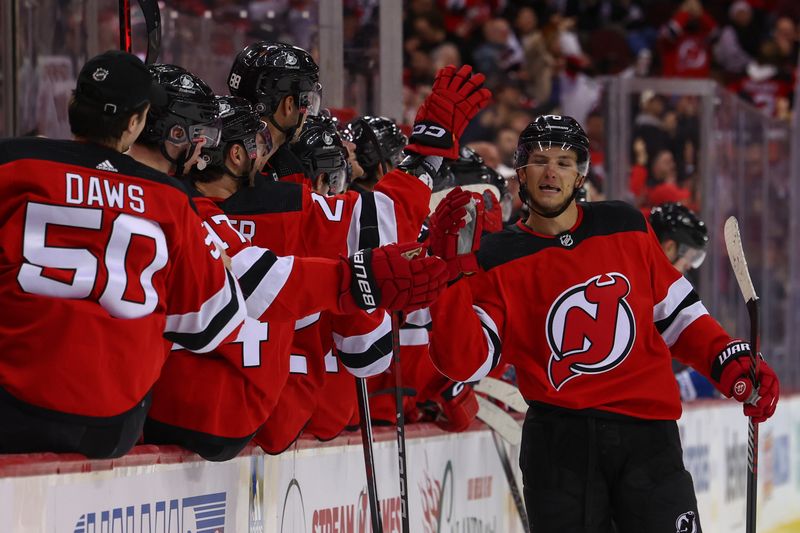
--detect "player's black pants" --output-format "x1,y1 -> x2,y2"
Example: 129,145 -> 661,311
0,386 -> 150,459
520,402 -> 701,533
143,418 -> 255,462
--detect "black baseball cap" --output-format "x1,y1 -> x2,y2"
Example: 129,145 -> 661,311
74,50 -> 167,115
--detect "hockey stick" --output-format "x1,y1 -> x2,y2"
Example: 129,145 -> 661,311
490,430 -> 531,533
119,0 -> 161,63
119,0 -> 132,52
474,377 -> 528,413
475,395 -> 521,446
723,216 -> 760,533
391,312 -> 411,533
355,377 -> 384,533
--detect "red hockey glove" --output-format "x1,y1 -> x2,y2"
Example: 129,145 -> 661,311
405,65 -> 492,160
431,381 -> 478,433
711,340 -> 780,424
428,187 -> 484,280
340,242 -> 448,313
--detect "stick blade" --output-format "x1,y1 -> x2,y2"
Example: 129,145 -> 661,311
724,216 -> 757,303
474,377 -> 528,413
476,396 -> 522,446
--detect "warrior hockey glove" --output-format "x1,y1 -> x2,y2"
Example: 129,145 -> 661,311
711,340 -> 780,423
428,187 -> 484,280
405,65 -> 492,160
341,242 -> 448,313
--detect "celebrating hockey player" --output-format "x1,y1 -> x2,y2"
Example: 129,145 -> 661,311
0,51 -> 247,458
427,115 -> 780,532
141,96 -> 446,460
345,116 -> 408,193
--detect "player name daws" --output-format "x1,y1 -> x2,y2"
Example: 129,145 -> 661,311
65,173 -> 145,213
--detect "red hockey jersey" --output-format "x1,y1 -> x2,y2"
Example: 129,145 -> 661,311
0,138 -> 245,418
430,201 -> 733,420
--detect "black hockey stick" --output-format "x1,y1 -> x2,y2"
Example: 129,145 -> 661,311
119,0 -> 161,63
391,312 -> 411,533
490,430 -> 530,533
724,216 -> 760,533
355,377 -> 384,533
119,0 -> 132,52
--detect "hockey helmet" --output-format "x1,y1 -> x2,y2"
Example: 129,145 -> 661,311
228,42 -> 322,118
515,115 -> 590,176
650,202 -> 708,268
345,116 -> 408,175
140,65 -> 222,148
290,115 -> 348,194
198,96 -> 271,171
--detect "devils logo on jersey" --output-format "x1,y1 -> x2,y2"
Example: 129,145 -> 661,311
546,273 -> 636,390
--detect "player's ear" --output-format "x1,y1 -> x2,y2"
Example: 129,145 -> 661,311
127,104 -> 149,134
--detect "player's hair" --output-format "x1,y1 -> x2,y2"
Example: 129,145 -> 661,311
68,95 -> 149,145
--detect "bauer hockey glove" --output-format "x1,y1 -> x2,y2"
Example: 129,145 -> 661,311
405,65 -> 492,160
428,187 -> 484,280
710,340 -> 780,423
341,242 -> 448,313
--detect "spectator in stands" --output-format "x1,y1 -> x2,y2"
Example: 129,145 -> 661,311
713,1 -> 762,78
658,0 -> 718,78
472,17 -> 524,82
644,149 -> 695,211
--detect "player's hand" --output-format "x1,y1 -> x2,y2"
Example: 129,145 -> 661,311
422,381 -> 478,433
340,242 -> 448,313
712,341 -> 780,423
428,187 -> 483,280
405,65 -> 492,160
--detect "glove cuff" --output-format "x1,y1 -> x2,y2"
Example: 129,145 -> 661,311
348,249 -> 381,310
710,340 -> 752,383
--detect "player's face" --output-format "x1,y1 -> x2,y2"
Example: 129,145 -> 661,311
519,147 -> 582,215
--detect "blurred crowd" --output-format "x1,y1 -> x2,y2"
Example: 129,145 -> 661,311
402,0 -> 799,213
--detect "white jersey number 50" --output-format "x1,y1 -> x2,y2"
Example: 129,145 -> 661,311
17,202 -> 168,319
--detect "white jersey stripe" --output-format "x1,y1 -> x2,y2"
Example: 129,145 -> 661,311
464,305 -> 502,382
230,246 -> 294,319
653,276 -> 694,322
661,300 -> 709,347
332,312 -> 392,355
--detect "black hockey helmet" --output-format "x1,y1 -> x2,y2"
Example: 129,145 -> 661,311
514,114 -> 590,176
290,114 -> 348,194
346,116 -> 408,175
140,64 -> 221,148
198,96 -> 270,172
649,203 -> 708,249
228,41 -> 321,118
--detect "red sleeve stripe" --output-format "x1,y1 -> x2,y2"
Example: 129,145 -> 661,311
230,247 -> 294,319
165,269 -> 246,353
464,304 -> 502,382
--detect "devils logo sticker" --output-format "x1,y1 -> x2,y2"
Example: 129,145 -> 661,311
546,273 -> 636,390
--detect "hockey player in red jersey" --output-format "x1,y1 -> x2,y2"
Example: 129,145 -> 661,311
0,51 -> 247,458
344,116 -> 408,193
141,97 -> 446,460
428,115 -> 780,532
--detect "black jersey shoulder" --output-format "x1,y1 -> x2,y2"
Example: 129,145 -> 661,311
0,137 -> 193,198
270,143 -> 309,180
218,177 -> 304,215
477,201 -> 648,271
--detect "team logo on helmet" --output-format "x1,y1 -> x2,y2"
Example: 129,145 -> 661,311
92,68 -> 109,82
218,100 -> 233,117
283,51 -> 298,67
675,511 -> 698,533
179,74 -> 196,92
322,132 -> 333,145
546,273 -> 635,390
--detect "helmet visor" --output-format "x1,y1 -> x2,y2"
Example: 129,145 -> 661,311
678,244 -> 707,270
188,122 -> 223,148
516,141 -> 590,176
298,82 -> 323,117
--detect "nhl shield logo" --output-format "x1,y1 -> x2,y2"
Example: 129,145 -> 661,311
559,233 -> 574,247
92,68 -> 109,82
546,273 -> 635,390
